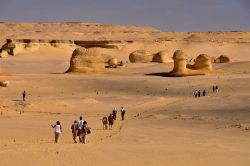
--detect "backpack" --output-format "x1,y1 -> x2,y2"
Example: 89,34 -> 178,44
87,128 -> 91,134
83,125 -> 91,134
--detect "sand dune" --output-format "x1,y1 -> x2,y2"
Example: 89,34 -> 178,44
0,23 -> 250,166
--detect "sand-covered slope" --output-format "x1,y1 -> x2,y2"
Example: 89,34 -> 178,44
0,66 -> 250,166
0,22 -> 250,166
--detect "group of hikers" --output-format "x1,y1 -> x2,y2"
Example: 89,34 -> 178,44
70,116 -> 91,144
102,106 -> 126,130
51,116 -> 90,144
194,85 -> 219,98
21,89 -> 126,144
212,85 -> 219,93
194,89 -> 206,98
50,106 -> 126,144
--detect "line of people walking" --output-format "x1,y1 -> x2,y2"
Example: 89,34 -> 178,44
102,106 -> 126,130
194,85 -> 219,98
194,89 -> 206,98
51,106 -> 126,143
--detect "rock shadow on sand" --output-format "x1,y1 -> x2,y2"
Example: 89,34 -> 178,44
145,72 -> 204,77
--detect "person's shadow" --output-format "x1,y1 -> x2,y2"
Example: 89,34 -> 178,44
12,99 -> 24,102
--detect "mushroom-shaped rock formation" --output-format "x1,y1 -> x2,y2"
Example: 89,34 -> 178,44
170,50 -> 188,76
66,47 -> 105,73
187,54 -> 213,71
215,55 -> 230,63
107,58 -> 118,68
129,50 -> 152,63
167,50 -> 205,77
152,50 -> 173,63
0,81 -> 9,87
1,39 -> 16,56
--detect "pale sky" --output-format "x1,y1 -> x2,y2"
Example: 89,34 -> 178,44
0,0 -> 249,31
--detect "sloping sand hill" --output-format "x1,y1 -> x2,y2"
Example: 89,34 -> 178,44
0,23 -> 250,166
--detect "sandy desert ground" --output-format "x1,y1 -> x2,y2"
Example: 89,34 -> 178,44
0,23 -> 250,166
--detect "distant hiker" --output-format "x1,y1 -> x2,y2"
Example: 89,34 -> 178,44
112,108 -> 117,120
121,106 -> 126,120
194,90 -> 198,98
212,85 -> 216,93
71,120 -> 78,143
198,90 -> 201,98
22,91 -> 26,101
81,121 -> 90,144
215,85 -> 219,93
102,116 -> 108,130
108,114 -> 114,129
51,121 -> 62,143
202,89 -> 206,96
78,116 -> 84,143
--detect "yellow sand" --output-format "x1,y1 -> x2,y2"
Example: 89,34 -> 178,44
0,23 -> 250,166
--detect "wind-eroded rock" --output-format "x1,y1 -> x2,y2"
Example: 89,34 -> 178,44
66,47 -> 105,73
107,58 -> 118,68
215,55 -> 230,63
152,50 -> 173,63
187,54 -> 213,71
129,50 -> 152,63
1,39 -> 15,56
0,81 -> 9,87
170,50 -> 188,76
167,50 -> 205,77
0,50 -> 9,58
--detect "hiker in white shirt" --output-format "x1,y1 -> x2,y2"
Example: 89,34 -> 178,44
51,121 -> 62,143
78,116 -> 85,143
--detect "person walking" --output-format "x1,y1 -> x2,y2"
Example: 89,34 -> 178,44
215,85 -> 219,93
202,89 -> 206,96
71,120 -> 78,143
212,85 -> 216,93
121,106 -> 126,120
22,91 -> 26,101
198,90 -> 201,98
81,121 -> 90,144
51,121 -> 62,143
194,90 -> 198,98
108,114 -> 114,130
78,116 -> 84,143
102,116 -> 108,130
112,108 -> 117,120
